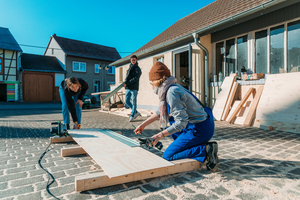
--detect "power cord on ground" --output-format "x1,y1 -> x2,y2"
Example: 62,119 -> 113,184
38,137 -> 60,200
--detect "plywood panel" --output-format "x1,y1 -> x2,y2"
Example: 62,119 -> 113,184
68,129 -> 174,178
226,100 -> 240,123
213,75 -> 236,120
254,72 -> 300,134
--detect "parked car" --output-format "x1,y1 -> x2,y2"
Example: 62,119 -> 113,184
82,95 -> 91,109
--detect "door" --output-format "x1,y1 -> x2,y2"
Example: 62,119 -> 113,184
174,51 -> 189,90
93,80 -> 101,101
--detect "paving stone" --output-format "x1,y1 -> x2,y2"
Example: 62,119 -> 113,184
112,186 -> 147,200
0,163 -> 17,170
179,185 -> 196,193
0,182 -> 8,190
161,190 -> 177,200
57,176 -> 75,185
0,185 -> 34,199
65,165 -> 91,176
235,192 -> 264,200
43,184 -> 74,199
15,192 -> 42,200
161,176 -> 190,186
0,172 -> 28,183
66,192 -> 93,200
212,185 -> 230,196
5,165 -> 36,174
124,180 -> 143,188
143,194 -> 166,200
10,175 -> 45,187
142,183 -> 165,192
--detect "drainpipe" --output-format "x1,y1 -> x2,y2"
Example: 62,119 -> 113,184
193,33 -> 208,106
188,43 -> 192,92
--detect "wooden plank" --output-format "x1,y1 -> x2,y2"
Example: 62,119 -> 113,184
101,82 -> 125,105
213,75 -> 236,120
75,158 -> 202,192
243,86 -> 264,126
234,101 -> 252,125
254,72 -> 300,133
51,136 -> 74,144
68,129 -> 174,178
61,146 -> 86,157
227,87 -> 254,124
221,82 -> 238,121
226,100 -> 240,122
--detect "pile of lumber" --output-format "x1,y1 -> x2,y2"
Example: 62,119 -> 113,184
213,74 -> 264,127
213,72 -> 300,133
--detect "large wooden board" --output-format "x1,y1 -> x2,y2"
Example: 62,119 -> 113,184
213,75 -> 236,120
254,72 -> 300,133
101,81 -> 125,105
68,129 -> 174,178
221,82 -> 238,121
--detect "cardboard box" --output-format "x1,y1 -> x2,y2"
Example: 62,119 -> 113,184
243,73 -> 264,80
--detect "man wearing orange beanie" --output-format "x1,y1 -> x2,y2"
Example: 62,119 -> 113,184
134,61 -> 218,170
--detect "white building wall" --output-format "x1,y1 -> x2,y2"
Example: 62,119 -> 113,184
45,37 -> 66,69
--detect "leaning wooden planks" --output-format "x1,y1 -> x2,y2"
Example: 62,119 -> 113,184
254,72 -> 300,133
213,74 -> 237,120
68,129 -> 174,178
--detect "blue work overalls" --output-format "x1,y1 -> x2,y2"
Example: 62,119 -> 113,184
163,85 -> 215,163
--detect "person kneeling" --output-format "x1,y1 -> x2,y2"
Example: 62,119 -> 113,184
134,62 -> 218,170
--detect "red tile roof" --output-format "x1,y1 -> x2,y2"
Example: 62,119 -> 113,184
113,0 -> 275,65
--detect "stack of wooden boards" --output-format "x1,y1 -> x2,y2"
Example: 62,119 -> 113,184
213,72 -> 300,134
52,129 -> 203,192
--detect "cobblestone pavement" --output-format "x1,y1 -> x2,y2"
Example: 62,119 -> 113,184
0,104 -> 300,200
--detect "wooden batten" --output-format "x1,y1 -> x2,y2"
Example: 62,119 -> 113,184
243,86 -> 264,126
61,146 -> 86,157
75,159 -> 203,192
227,87 -> 254,124
51,136 -> 74,143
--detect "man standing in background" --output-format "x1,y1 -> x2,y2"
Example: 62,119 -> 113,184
124,55 -> 142,122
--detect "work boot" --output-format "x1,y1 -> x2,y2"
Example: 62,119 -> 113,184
206,141 -> 218,170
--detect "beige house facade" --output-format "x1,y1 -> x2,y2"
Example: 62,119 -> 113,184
111,0 -> 300,111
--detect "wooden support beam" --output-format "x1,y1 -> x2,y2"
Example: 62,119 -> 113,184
221,82 -> 238,121
75,158 -> 203,192
227,87 -> 254,124
51,136 -> 74,144
61,146 -> 86,157
243,86 -> 264,126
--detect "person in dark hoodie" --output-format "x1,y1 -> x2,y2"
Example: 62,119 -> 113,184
124,55 -> 142,122
59,77 -> 89,129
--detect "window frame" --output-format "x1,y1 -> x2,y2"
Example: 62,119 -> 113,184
95,64 -> 100,73
0,57 -> 3,74
107,66 -> 115,75
73,61 -> 86,72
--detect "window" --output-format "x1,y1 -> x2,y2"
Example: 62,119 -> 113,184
0,57 -> 3,74
119,68 -> 123,82
237,35 -> 248,76
95,64 -> 99,73
288,20 -> 300,73
225,39 -> 235,76
73,61 -> 86,72
157,57 -> 164,63
216,42 -> 224,80
107,81 -> 115,90
107,66 -> 115,75
52,48 -> 54,55
255,30 -> 268,74
270,25 -> 284,74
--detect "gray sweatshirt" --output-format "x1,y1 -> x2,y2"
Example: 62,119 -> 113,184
156,84 -> 207,135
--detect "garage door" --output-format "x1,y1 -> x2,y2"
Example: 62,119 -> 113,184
23,74 -> 54,102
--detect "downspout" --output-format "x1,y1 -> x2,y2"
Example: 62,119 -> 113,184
193,33 -> 208,106
188,43 -> 192,91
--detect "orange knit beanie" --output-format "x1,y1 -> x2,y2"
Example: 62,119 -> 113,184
149,61 -> 171,81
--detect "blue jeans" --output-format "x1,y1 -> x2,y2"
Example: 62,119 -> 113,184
125,89 -> 138,117
163,107 -> 215,163
59,86 -> 82,127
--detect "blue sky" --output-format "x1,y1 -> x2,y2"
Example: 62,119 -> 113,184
1,0 -> 215,58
